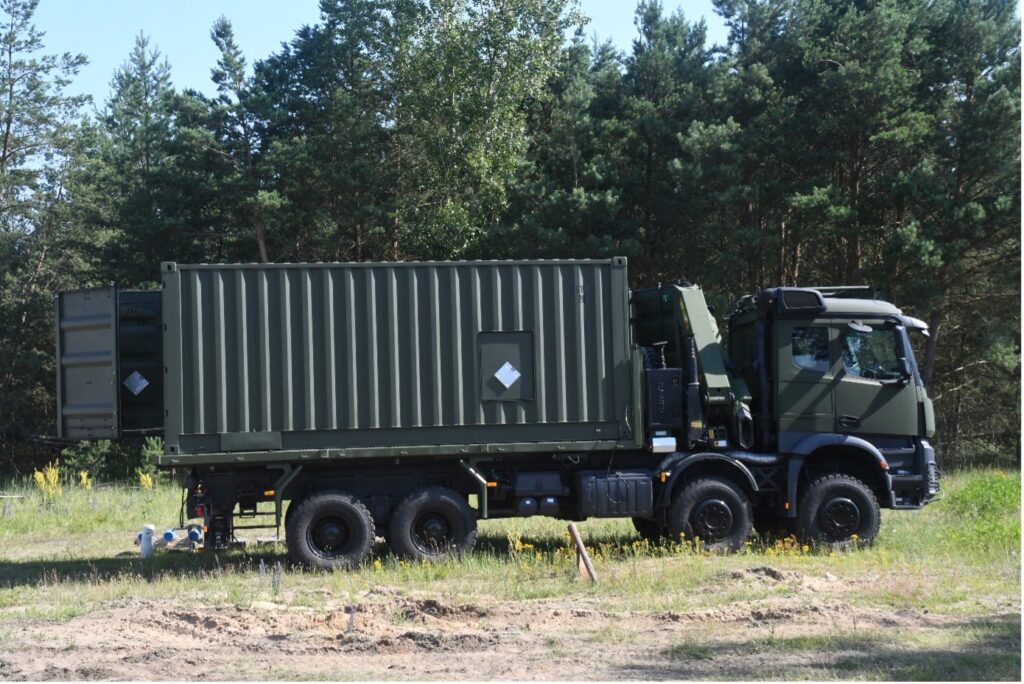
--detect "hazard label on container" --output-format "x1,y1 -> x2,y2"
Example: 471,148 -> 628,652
494,362 -> 521,389
123,370 -> 149,396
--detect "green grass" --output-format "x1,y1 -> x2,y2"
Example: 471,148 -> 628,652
0,469 -> 1018,607
666,639 -> 717,660
0,468 -> 1019,679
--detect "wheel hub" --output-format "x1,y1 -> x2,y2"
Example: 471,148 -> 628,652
414,513 -> 451,550
310,516 -> 350,556
691,498 -> 733,541
819,496 -> 861,540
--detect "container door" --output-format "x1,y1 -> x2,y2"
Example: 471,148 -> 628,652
117,291 -> 163,434
55,287 -> 119,438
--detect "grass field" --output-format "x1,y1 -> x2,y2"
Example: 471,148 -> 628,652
0,469 -> 1019,680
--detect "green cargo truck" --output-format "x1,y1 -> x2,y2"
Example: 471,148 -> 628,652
54,259 -> 940,568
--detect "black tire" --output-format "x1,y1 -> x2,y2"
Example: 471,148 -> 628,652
285,491 -> 375,569
795,474 -> 881,545
284,499 -> 295,529
667,477 -> 753,551
388,487 -> 478,561
632,516 -> 667,544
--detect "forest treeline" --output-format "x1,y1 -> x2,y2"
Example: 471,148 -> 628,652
0,0 -> 1019,474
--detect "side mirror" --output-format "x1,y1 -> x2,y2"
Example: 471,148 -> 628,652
880,357 -> 913,386
848,320 -> 873,333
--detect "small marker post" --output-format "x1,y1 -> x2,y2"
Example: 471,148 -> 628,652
1,494 -> 25,518
567,523 -> 597,583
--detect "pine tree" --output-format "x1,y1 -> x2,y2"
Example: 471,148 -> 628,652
98,33 -> 174,285
0,0 -> 87,230
208,16 -> 279,262
393,0 -> 582,259
0,0 -> 88,465
254,0 -> 399,261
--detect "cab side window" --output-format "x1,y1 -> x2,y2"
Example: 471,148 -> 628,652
841,329 -> 901,379
792,326 -> 830,373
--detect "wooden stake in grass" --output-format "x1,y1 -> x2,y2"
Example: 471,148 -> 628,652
1,495 -> 24,519
567,523 -> 597,583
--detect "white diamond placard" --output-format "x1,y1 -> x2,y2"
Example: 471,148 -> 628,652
123,370 -> 150,396
494,362 -> 521,389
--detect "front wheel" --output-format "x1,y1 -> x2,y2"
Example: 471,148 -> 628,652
667,477 -> 753,551
388,487 -> 478,561
795,474 -> 880,545
286,491 -> 376,569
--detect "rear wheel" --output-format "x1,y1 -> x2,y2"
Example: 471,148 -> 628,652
796,474 -> 880,545
286,491 -> 375,569
667,477 -> 753,551
388,487 -> 478,561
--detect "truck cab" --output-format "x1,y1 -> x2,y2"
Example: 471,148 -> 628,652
631,283 -> 940,549
728,288 -> 937,501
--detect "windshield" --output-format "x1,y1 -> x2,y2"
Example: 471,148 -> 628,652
840,328 -> 903,380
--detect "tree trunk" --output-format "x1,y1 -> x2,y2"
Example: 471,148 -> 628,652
0,242 -> 49,425
846,233 -> 861,284
921,308 -> 943,390
390,216 -> 400,261
777,219 -> 786,286
642,140 -> 654,272
846,143 -> 864,283
1,31 -> 17,179
948,329 -> 968,465
791,239 -> 802,286
254,217 -> 269,263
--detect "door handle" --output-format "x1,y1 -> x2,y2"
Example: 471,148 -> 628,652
839,415 -> 861,428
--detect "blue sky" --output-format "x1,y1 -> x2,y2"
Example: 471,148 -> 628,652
34,1 -> 727,109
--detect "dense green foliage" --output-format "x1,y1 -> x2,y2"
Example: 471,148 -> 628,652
942,468 -> 1021,549
0,0 -> 1019,475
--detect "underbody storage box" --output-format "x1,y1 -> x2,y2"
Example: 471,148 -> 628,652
156,259 -> 638,466
577,471 -> 654,518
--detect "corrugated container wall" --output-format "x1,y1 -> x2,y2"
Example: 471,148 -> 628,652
161,260 -> 636,462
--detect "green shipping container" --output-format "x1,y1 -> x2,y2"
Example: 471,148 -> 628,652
157,259 -> 641,467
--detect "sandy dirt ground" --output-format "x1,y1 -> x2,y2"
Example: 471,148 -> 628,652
1,566 -> 1017,681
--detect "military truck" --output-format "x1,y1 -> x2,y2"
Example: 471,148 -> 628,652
54,259 -> 939,568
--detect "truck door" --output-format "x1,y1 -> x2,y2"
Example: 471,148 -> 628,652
775,317 -> 835,434
832,318 -> 917,436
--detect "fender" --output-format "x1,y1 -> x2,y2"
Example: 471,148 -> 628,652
656,452 -> 759,510
782,434 -> 891,518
